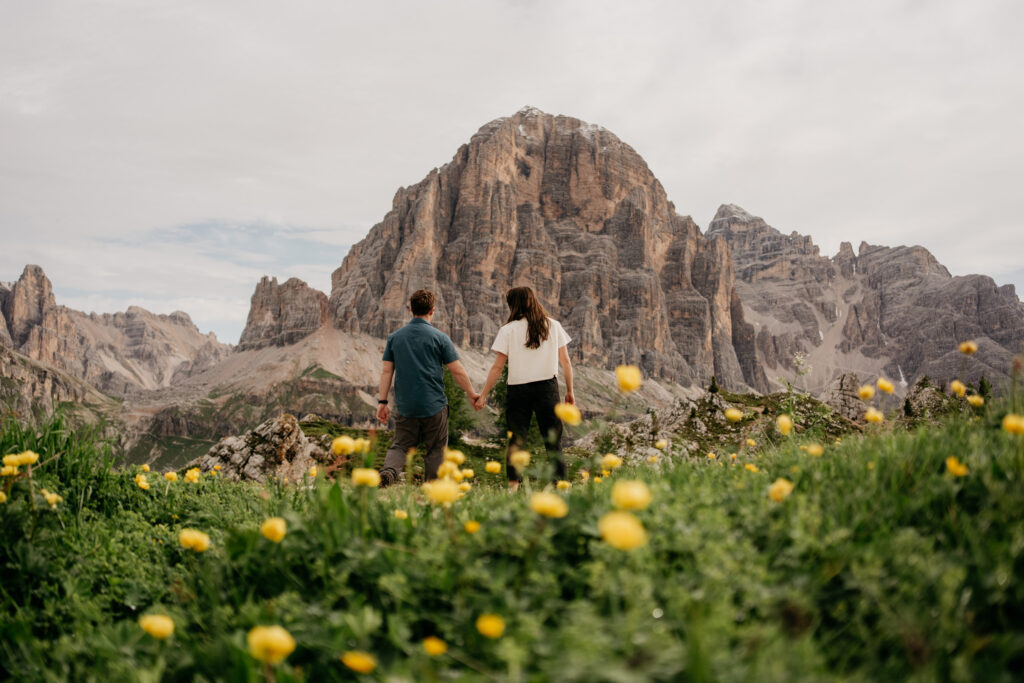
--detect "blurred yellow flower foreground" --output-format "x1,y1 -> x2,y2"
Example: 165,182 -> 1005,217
248,625 -> 296,665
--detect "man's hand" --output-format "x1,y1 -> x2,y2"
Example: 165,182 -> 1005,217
377,403 -> 390,424
473,394 -> 487,411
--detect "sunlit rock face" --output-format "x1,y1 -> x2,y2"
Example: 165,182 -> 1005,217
328,107 -> 766,390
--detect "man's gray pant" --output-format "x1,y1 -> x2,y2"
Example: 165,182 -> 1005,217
379,406 -> 449,485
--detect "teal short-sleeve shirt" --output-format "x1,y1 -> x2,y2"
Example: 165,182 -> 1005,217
382,318 -> 459,418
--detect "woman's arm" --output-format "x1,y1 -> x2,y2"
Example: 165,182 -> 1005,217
558,345 -> 575,405
474,352 -> 508,410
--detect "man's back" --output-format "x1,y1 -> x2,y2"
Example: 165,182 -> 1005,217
383,318 -> 458,418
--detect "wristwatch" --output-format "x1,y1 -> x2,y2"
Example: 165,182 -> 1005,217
378,399 -> 388,405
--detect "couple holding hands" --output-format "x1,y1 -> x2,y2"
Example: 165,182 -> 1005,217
376,286 -> 574,487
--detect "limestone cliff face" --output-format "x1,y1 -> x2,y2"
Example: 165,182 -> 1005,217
0,265 -> 233,398
0,345 -> 116,419
707,206 -> 1024,392
329,107 -> 765,390
238,276 -> 329,351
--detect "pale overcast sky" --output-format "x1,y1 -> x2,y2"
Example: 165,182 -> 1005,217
2,0 -> 1022,344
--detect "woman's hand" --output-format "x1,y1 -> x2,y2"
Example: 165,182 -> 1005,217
564,390 -> 575,405
473,395 -> 487,411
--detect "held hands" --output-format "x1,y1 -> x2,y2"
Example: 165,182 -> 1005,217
472,393 -> 487,411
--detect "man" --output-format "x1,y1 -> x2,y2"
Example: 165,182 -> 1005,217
377,289 -> 479,486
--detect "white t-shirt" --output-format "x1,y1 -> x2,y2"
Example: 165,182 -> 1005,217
491,317 -> 571,386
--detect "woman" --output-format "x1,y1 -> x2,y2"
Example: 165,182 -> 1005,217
475,286 -> 575,488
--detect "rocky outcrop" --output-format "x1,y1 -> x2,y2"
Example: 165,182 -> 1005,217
0,345 -> 116,420
328,107 -> 766,391
707,206 -> 1024,393
0,265 -> 233,398
195,414 -> 329,482
238,276 -> 329,351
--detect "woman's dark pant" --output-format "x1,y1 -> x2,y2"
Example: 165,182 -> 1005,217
506,376 -> 566,481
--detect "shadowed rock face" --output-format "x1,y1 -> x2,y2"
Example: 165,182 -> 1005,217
238,276 -> 329,351
708,205 -> 1024,391
328,107 -> 766,391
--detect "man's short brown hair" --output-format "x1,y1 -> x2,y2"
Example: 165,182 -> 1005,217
410,289 -> 435,316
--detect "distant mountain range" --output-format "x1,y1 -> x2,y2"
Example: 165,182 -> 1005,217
3,107 -> 1022,464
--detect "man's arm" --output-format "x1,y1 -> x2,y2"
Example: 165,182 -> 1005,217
377,360 -> 395,424
474,353 -> 508,410
558,345 -> 575,405
445,359 -> 478,406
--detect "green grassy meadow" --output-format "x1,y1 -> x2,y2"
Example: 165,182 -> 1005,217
2,393 -> 1024,681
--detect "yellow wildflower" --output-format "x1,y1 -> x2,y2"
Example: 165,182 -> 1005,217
423,479 -> 461,505
776,414 -> 793,436
485,460 -> 502,474
331,435 -> 356,456
724,407 -> 743,422
858,385 -> 875,400
464,520 -> 481,534
945,456 -> 969,477
768,478 -> 795,502
877,377 -> 894,394
744,463 -> 759,473
341,651 -> 377,673
950,380 -> 966,398
164,471 -> 178,482
436,461 -> 460,480
556,480 -> 571,490
958,340 -> 978,355
141,464 -> 150,472
351,468 -> 381,487
260,517 -> 287,543
460,468 -> 474,479
554,402 -> 582,426
654,438 -> 669,450
178,528 -> 211,552
867,462 -> 875,470
729,453 -> 737,461
135,474 -> 150,490
1003,413 -> 1024,435
746,438 -> 756,447
476,614 -> 506,639
309,465 -> 318,478
0,491 -> 6,503
509,450 -> 531,471
1,465 -> 18,476
139,614 -> 174,639
865,407 -> 884,423
602,469 -> 611,476
966,395 -> 984,407
647,455 -> 659,464
40,488 -> 62,508
213,464 -> 222,471
423,636 -> 447,656
184,467 -> 200,484
610,480 -> 652,510
600,453 -> 623,470
806,443 -> 825,457
615,365 -> 643,393
248,625 -> 296,665
4,451 -> 38,467
707,452 -> 717,460
593,476 -> 603,483
394,509 -> 408,520
459,481 -> 472,492
443,448 -> 465,465
355,437 -> 372,454
598,511 -> 648,550
530,491 -> 569,518
579,469 -> 590,480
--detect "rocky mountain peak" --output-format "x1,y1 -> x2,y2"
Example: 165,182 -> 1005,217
2,264 -> 57,348
238,276 -> 329,351
327,108 -> 767,390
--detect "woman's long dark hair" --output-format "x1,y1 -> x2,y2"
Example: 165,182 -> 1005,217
506,286 -> 550,349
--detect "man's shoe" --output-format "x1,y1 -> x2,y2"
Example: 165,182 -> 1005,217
379,468 -> 398,488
